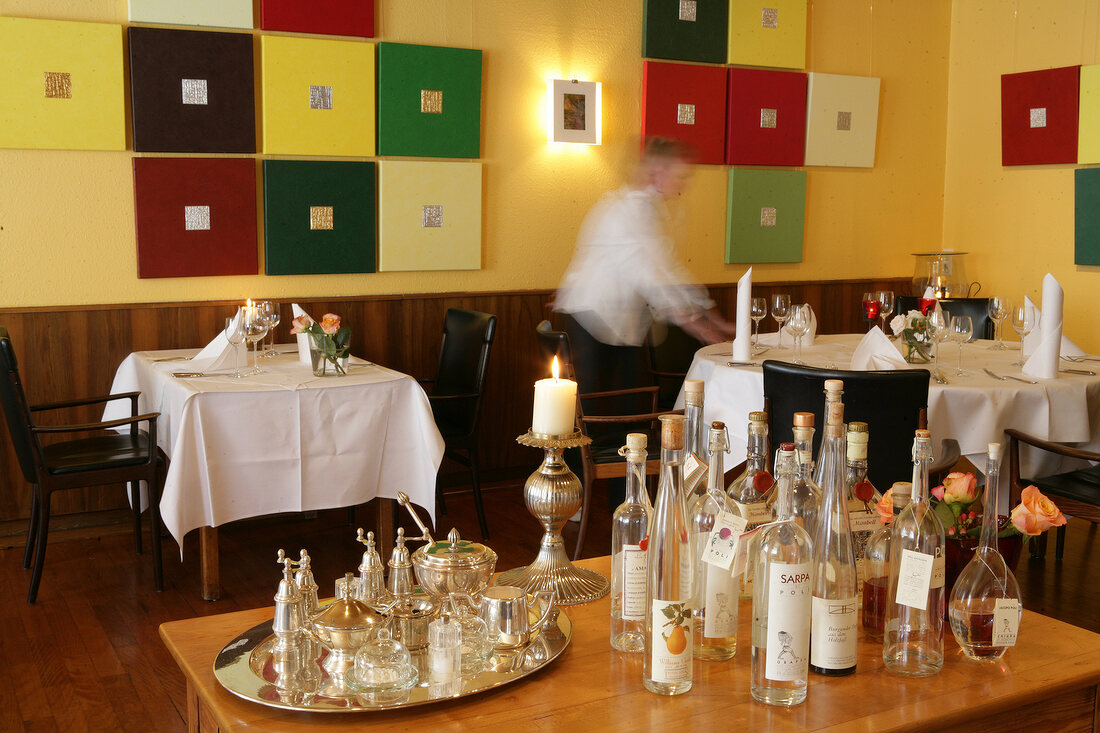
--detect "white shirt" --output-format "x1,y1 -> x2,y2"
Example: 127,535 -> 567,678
555,184 -> 714,346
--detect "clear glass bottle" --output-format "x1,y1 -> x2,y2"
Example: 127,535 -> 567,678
751,443 -> 813,707
811,379 -> 844,490
769,412 -> 821,538
862,482 -> 911,639
729,412 -> 775,600
883,430 -> 946,677
948,442 -> 1023,661
845,421 -> 882,604
643,414 -> 693,695
682,379 -> 708,498
689,421 -> 739,661
809,401 -> 858,676
611,432 -> 652,653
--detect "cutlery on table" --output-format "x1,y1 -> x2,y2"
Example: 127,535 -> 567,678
152,356 -> 190,362
931,370 -> 949,385
726,361 -> 761,367
983,368 -> 1037,384
171,372 -> 220,378
1061,368 -> 1096,376
1063,355 -> 1100,362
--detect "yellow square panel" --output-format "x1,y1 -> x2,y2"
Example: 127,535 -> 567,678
261,35 -> 375,156
378,161 -> 482,272
0,17 -> 125,151
1079,64 -> 1100,163
728,0 -> 807,70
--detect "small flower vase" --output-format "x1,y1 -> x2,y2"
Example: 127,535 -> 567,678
309,341 -> 348,376
904,339 -> 932,364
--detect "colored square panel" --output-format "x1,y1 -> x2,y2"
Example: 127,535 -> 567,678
1002,65 -> 1080,166
728,0 -> 807,69
377,43 -> 483,158
0,17 -> 124,151
261,0 -> 374,38
261,36 -> 375,157
263,161 -> 376,275
804,72 -> 881,168
1075,169 -> 1100,265
642,61 -> 728,165
378,161 -> 482,272
643,0 -> 729,64
128,0 -> 253,29
129,28 -> 255,154
727,68 -> 807,165
133,158 -> 257,278
1078,65 -> 1100,163
725,168 -> 805,264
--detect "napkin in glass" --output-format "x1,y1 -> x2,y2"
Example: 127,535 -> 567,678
292,303 -> 315,365
1020,291 -> 1085,360
1023,274 -> 1072,379
732,267 -> 752,361
188,309 -> 241,373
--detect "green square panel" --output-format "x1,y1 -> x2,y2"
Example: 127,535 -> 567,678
644,0 -> 729,64
1075,168 -> 1100,265
725,168 -> 806,264
263,160 -> 376,275
377,42 -> 482,158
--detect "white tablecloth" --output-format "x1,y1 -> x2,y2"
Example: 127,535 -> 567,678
104,347 -> 444,553
680,334 -> 1100,500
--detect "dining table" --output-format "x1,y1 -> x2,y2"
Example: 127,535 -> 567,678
679,333 -> 1100,497
104,345 -> 444,600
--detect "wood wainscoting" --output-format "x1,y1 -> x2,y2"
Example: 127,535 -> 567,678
0,276 -> 909,525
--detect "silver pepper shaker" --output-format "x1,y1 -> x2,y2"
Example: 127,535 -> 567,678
387,528 -> 417,599
356,528 -> 388,604
294,549 -> 319,617
272,549 -> 302,655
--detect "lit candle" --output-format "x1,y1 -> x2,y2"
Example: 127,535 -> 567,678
531,356 -> 577,437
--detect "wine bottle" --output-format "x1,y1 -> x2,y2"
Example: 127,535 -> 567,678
611,432 -> 652,653
883,430 -> 946,677
728,411 -> 775,600
751,443 -> 812,707
689,421 -> 739,661
845,421 -> 882,603
768,412 -> 820,538
948,442 -> 1022,661
810,401 -> 858,676
682,379 -> 708,498
862,481 -> 911,639
643,414 -> 693,695
811,379 -> 844,489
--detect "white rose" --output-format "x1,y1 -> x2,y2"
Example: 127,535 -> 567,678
889,314 -> 906,335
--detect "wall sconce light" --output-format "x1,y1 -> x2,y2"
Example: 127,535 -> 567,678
548,78 -> 601,144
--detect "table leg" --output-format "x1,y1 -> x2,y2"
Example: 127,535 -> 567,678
200,526 -> 220,601
186,679 -> 199,733
377,498 -> 395,561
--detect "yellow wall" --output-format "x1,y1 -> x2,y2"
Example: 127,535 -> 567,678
0,0 -> 950,307
943,0 -> 1100,353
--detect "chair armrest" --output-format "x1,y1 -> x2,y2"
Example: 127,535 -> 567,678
30,412 -> 160,434
30,391 -> 141,413
1005,429 -> 1100,461
428,393 -> 479,402
581,409 -> 683,425
580,386 -> 660,400
648,369 -> 687,379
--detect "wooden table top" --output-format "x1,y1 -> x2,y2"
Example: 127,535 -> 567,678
160,556 -> 1100,732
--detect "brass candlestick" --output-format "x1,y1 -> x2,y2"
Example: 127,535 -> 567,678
495,430 -> 610,605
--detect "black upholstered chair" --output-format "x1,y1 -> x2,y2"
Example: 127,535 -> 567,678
645,320 -> 705,411
762,360 -> 959,488
1006,428 -> 1100,559
0,327 -> 164,604
896,296 -> 993,340
422,309 -> 497,539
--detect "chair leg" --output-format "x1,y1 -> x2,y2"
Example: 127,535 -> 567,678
573,476 -> 593,562
1055,524 -> 1066,560
148,474 -> 164,592
27,490 -> 52,604
23,486 -> 40,570
468,446 -> 489,540
130,480 -> 143,555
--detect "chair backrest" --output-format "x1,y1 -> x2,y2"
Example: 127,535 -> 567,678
896,296 -> 993,339
762,360 -> 931,487
432,309 -> 497,435
646,320 -> 704,408
0,328 -> 40,484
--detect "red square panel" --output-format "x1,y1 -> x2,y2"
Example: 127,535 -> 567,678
726,68 -> 807,166
1001,65 -> 1079,166
642,61 -> 728,165
134,158 -> 258,278
261,0 -> 374,38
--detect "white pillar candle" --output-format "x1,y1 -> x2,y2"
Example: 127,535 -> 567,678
531,357 -> 577,437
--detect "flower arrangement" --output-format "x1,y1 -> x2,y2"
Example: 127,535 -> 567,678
875,471 -> 1066,540
889,309 -> 934,363
291,312 -> 350,375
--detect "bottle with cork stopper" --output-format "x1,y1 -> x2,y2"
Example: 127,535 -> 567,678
611,432 -> 652,653
844,421 -> 882,603
769,412 -> 821,539
861,480 -> 912,638
729,410 -> 775,600
812,379 -> 845,489
681,380 -> 708,498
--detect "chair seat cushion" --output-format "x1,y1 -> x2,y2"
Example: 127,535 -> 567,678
1024,464 -> 1100,506
42,432 -> 154,475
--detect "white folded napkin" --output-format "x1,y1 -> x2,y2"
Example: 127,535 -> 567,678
189,310 -> 241,372
732,267 -> 752,361
849,327 -> 907,371
1021,292 -> 1085,358
1023,274 -> 1070,379
292,303 -> 315,365
922,286 -> 935,298
758,306 -> 817,347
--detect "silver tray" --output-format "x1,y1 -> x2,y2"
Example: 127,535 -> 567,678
213,602 -> 571,713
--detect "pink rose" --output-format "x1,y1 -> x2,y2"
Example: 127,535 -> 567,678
931,484 -> 944,501
289,314 -> 311,335
1010,485 -> 1067,536
941,472 -> 977,504
319,313 -> 341,335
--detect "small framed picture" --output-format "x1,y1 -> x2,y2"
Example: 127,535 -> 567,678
550,79 -> 601,144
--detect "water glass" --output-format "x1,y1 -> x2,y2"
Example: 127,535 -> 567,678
787,304 -> 812,364
951,315 -> 973,376
243,306 -> 270,375
771,294 -> 791,349
987,297 -> 1011,350
861,292 -> 880,332
225,313 -> 246,379
259,301 -> 281,358
750,297 -> 767,353
1010,303 -> 1036,366
877,291 -> 895,334
931,308 -> 950,378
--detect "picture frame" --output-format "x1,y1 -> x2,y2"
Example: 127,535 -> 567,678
550,79 -> 601,144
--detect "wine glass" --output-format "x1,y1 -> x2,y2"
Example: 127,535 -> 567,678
243,306 -> 270,375
1010,303 -> 1036,366
877,290 -> 895,335
259,301 -> 280,358
987,297 -> 1011,350
862,292 -> 881,333
787,304 -> 812,364
770,294 -> 790,349
950,315 -> 973,376
225,314 -> 246,379
750,297 -> 767,353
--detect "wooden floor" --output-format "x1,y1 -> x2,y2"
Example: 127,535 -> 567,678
0,480 -> 1096,732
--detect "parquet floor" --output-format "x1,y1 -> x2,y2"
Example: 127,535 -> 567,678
0,480 -> 1094,732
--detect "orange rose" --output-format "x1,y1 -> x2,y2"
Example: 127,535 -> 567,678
319,313 -> 341,335
1010,485 -> 1067,535
941,472 -> 978,505
876,489 -> 894,525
